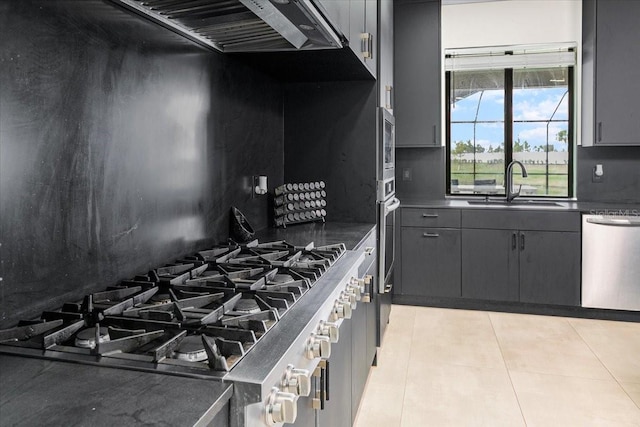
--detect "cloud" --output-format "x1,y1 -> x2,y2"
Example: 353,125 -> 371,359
517,125 -> 565,144
513,92 -> 568,121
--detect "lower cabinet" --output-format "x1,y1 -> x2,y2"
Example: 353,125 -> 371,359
460,228 -> 580,305
399,207 -> 582,307
518,230 -> 581,306
401,227 -> 461,297
461,229 -> 518,301
318,318 -> 353,427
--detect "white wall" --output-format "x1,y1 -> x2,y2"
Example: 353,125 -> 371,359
440,0 -> 583,149
442,0 -> 581,49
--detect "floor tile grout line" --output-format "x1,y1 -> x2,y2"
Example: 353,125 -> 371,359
566,319 -> 640,410
398,305 -> 417,427
487,311 -> 529,427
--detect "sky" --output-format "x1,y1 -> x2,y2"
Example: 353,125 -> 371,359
451,86 -> 569,152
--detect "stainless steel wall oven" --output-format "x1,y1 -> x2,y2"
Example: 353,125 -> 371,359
377,107 -> 399,344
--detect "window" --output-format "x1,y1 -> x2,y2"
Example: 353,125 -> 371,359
445,46 -> 575,198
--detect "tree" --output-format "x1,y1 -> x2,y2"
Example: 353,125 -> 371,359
514,138 -> 524,153
556,129 -> 568,143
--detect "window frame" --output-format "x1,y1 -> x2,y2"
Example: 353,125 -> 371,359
445,66 -> 575,199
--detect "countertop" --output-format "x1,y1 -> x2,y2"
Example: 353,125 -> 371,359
399,197 -> 640,213
0,222 -> 376,427
255,221 -> 376,250
0,354 -> 233,427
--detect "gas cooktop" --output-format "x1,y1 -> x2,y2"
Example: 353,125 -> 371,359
0,239 -> 346,378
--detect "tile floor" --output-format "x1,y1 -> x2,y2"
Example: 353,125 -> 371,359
354,305 -> 640,427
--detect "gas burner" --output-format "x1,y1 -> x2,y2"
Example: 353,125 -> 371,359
270,274 -> 294,284
74,326 -> 110,349
173,335 -> 207,362
149,293 -> 172,304
234,298 -> 261,314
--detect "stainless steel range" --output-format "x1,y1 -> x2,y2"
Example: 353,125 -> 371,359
0,239 -> 371,427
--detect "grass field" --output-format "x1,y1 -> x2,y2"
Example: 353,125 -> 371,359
451,161 -> 569,196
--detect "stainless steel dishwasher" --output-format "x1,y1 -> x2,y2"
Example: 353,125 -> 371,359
582,214 -> 640,311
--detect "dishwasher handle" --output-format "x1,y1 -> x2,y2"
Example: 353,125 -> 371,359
586,217 -> 640,227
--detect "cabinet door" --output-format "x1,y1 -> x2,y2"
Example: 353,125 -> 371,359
401,227 -> 461,297
594,0 -> 640,145
519,231 -> 581,306
318,318 -> 352,427
394,0 -> 440,147
315,0 -> 350,40
461,229 -> 519,301
364,0 -> 378,76
351,303 -> 367,424
349,0 -> 377,77
379,0 -> 393,108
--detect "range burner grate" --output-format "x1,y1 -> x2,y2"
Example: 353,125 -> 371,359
0,239 -> 345,376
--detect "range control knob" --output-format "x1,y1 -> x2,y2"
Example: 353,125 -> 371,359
331,299 -> 352,320
351,277 -> 366,295
265,387 -> 297,425
305,332 -> 331,359
281,365 -> 311,397
341,291 -> 357,310
346,280 -> 362,301
317,320 -> 339,343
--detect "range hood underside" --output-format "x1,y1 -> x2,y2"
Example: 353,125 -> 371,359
110,0 -> 344,52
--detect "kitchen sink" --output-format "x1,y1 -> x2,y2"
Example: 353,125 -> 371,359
466,199 -> 564,207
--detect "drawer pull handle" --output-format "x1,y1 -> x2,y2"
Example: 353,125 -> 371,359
423,233 -> 439,238
422,213 -> 438,218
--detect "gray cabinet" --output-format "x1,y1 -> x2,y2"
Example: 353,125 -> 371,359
313,0 -> 377,77
378,0 -> 393,108
583,0 -> 640,146
318,318 -> 353,427
519,231 -> 581,306
351,299 -> 367,424
394,0 -> 441,147
399,208 -> 461,298
349,0 -> 377,77
461,229 -> 518,301
401,227 -> 461,297
461,210 -> 581,306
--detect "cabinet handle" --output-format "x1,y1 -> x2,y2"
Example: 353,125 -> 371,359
512,232 -> 517,250
422,213 -> 438,218
360,33 -> 373,59
432,125 -> 437,145
520,233 -> 525,251
325,360 -> 330,402
385,85 -> 393,110
598,122 -> 602,142
423,233 -> 439,238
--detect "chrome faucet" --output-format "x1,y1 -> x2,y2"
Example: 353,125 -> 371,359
505,160 -> 528,202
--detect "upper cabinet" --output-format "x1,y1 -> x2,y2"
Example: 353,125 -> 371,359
582,0 -> 640,146
378,0 -> 394,109
394,0 -> 441,147
315,0 -> 378,78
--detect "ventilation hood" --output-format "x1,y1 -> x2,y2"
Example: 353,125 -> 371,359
111,0 -> 345,52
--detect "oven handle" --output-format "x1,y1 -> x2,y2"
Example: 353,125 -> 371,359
384,197 -> 401,215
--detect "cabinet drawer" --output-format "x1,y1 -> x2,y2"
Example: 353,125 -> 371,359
402,208 -> 460,228
461,210 -> 580,232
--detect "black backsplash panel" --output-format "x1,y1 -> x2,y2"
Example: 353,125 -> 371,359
577,146 -> 640,203
0,1 -> 283,327
283,81 -> 377,223
395,147 -> 445,200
